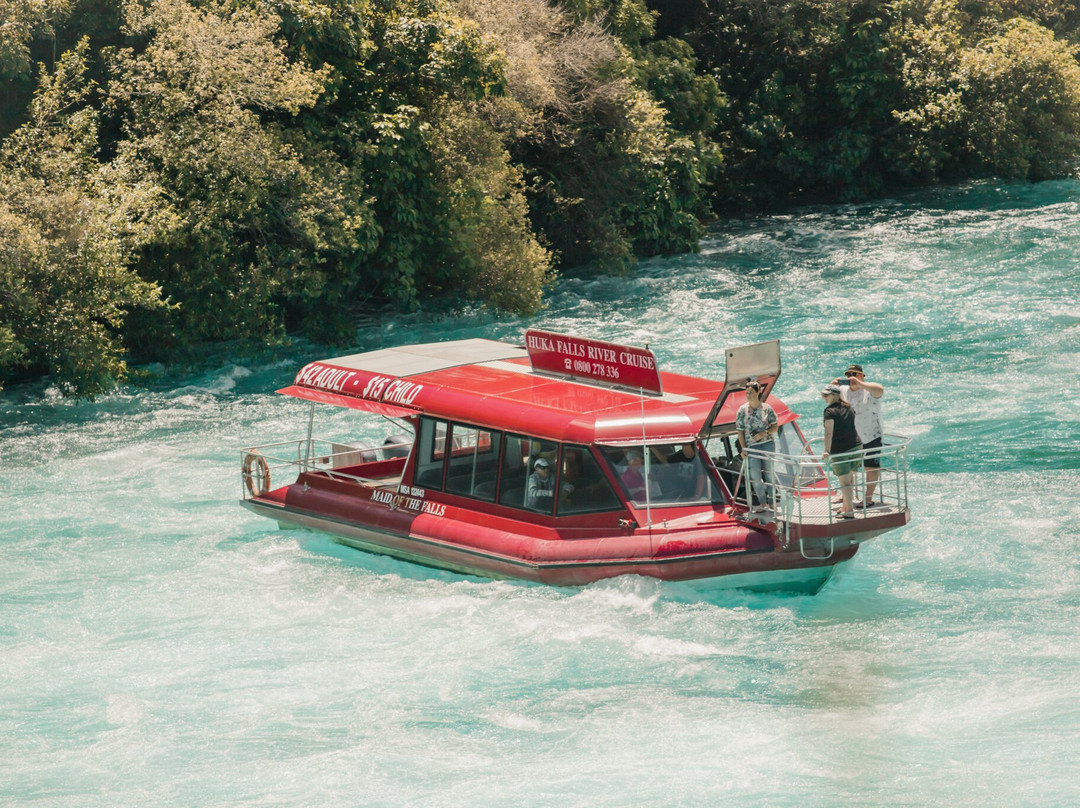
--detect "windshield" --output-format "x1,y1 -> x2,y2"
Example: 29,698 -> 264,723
599,443 -> 724,507
701,421 -> 825,503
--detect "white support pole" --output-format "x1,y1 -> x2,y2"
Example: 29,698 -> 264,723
640,387 -> 652,530
304,403 -> 315,471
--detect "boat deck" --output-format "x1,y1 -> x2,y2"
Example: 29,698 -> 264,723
314,469 -> 403,490
751,495 -> 904,527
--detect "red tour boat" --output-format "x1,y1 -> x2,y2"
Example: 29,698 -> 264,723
240,331 -> 911,593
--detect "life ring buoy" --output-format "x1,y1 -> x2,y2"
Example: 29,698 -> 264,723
243,451 -> 271,497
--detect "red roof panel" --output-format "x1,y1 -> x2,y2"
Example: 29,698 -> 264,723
279,339 -> 798,443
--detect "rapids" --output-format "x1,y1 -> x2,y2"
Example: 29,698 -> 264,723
3,181 -> 1079,805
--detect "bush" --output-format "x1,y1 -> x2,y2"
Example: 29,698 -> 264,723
0,41 -> 165,397
961,18 -> 1080,179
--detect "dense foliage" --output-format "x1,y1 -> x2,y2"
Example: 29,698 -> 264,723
683,0 -> 1080,205
2,0 -> 1080,395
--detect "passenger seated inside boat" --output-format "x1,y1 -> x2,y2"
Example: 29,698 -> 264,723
498,437 -> 560,513
558,447 -> 621,514
560,450 -> 583,508
664,443 -> 706,500
526,457 -> 556,510
620,450 -> 653,500
601,444 -> 722,506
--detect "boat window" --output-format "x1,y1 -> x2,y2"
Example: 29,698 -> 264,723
704,433 -> 741,498
445,423 -> 502,502
556,445 -> 621,515
498,435 -> 558,514
772,422 -> 823,490
599,443 -> 723,507
414,416 -> 448,490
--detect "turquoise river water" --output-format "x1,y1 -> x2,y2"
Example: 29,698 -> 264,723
3,181 -> 1079,806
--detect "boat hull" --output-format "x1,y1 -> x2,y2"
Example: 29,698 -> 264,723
241,496 -> 858,595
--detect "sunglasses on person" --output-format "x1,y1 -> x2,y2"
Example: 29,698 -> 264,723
845,371 -> 864,378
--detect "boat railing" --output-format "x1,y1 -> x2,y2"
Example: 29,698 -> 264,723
240,437 -> 413,499
737,433 -> 911,548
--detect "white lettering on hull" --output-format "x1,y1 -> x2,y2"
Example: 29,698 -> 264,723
371,489 -> 399,506
371,487 -> 444,518
422,501 -> 446,517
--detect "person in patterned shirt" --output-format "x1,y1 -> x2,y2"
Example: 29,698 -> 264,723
736,380 -> 778,513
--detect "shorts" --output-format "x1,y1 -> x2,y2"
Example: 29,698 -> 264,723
830,445 -> 863,477
863,437 -> 882,469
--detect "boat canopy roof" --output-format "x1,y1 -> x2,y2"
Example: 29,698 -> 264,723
278,337 -> 797,444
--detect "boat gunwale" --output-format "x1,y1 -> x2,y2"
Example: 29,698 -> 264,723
242,498 -> 799,571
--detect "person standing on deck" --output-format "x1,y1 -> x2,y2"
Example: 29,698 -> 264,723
736,381 -> 778,513
834,363 -> 886,507
821,384 -> 862,519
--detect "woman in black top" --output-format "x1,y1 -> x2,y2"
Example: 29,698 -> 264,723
821,384 -> 863,519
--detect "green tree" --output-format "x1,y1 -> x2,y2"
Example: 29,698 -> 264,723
0,40 -> 165,397
328,0 -> 555,312
884,2 -> 969,182
427,101 -> 555,312
0,0 -> 72,80
108,0 -> 374,354
693,0 -> 904,206
456,0 -> 713,269
961,18 -> 1080,179
887,3 -> 1080,182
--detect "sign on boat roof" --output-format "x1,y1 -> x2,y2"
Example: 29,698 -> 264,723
524,329 -> 663,394
278,332 -> 793,443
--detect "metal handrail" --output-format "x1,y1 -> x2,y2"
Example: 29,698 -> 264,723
734,434 -> 911,548
240,437 -> 413,499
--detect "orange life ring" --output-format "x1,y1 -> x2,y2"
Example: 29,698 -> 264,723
243,451 -> 271,497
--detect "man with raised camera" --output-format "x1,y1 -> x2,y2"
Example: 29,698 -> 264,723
833,364 -> 886,508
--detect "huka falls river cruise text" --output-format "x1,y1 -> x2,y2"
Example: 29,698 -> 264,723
240,331 -> 912,594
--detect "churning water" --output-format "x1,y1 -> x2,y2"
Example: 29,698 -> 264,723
3,181 -> 1079,806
